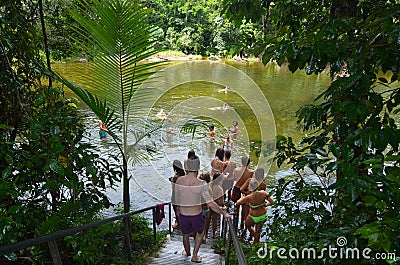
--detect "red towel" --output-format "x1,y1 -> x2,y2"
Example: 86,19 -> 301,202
156,204 -> 165,225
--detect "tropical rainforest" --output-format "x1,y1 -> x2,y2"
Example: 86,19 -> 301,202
1,0 -> 399,264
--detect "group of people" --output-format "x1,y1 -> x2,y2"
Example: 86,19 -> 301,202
169,145 -> 274,262
169,151 -> 230,263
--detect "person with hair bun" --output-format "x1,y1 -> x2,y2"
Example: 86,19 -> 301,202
236,178 -> 274,243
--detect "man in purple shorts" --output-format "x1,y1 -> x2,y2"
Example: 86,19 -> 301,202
175,157 -> 231,263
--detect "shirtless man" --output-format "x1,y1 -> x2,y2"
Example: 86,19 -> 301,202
240,167 -> 267,195
175,157 -> 231,263
232,155 -> 254,229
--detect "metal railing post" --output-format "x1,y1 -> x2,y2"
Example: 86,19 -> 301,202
222,217 -> 248,265
225,228 -> 232,265
152,207 -> 157,241
168,203 -> 172,234
233,204 -> 239,232
47,239 -> 62,265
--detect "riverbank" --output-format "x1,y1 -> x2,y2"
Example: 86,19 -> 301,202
146,50 -> 261,63
61,50 -> 261,64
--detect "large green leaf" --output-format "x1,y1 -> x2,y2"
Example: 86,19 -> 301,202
69,0 -> 163,116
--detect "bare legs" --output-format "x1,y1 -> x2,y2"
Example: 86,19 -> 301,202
172,205 -> 180,228
211,212 -> 219,238
241,204 -> 249,228
182,233 -> 191,256
203,211 -> 220,240
183,231 -> 204,263
203,211 -> 211,241
245,215 -> 264,243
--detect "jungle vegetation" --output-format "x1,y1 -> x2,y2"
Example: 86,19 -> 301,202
1,0 -> 399,264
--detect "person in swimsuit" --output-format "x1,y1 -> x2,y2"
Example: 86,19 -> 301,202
223,133 -> 234,152
230,121 -> 238,139
155,108 -> 167,120
203,173 -> 225,241
98,120 -> 107,138
232,155 -> 254,229
206,125 -> 217,143
240,167 -> 267,195
236,178 -> 274,243
169,160 -> 185,229
210,147 -> 227,177
199,171 -> 211,217
175,157 -> 231,263
221,150 -> 236,202
184,149 -> 198,174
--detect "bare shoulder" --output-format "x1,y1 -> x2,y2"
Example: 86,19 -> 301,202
175,175 -> 187,184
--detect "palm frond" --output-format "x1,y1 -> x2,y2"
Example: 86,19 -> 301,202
125,119 -> 162,165
69,0 -> 164,116
47,68 -> 122,141
180,119 -> 213,140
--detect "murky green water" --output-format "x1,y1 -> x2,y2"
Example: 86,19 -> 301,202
52,60 -> 332,208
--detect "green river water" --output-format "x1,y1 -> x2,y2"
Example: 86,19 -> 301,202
52,59 -> 332,209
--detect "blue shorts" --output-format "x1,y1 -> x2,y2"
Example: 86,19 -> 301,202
179,212 -> 205,235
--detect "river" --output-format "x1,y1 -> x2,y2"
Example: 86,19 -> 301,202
52,59 -> 332,213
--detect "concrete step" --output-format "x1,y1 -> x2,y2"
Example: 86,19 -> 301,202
146,233 -> 222,265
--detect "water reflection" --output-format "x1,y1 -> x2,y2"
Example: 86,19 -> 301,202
53,60 -> 331,211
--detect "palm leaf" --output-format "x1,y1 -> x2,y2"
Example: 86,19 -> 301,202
125,119 -> 162,165
69,0 -> 164,116
45,68 -> 122,141
180,119 -> 213,140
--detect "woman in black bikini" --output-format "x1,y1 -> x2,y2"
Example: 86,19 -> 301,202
169,160 -> 185,229
236,178 -> 274,243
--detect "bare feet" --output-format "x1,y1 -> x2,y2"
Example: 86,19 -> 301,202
191,255 -> 202,263
182,249 -> 191,256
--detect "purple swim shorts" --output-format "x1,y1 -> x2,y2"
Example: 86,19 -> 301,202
179,212 -> 205,235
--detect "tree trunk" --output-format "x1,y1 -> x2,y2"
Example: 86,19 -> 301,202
38,0 -> 52,87
122,156 -> 132,261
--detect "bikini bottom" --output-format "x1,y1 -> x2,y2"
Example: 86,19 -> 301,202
249,213 -> 267,224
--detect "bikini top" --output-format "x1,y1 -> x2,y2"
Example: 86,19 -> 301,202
249,190 -> 266,209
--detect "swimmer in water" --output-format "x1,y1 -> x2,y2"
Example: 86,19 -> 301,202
218,86 -> 229,94
98,120 -> 107,138
206,125 -> 217,144
156,108 -> 167,120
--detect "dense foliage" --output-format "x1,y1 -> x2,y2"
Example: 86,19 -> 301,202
223,0 -> 400,264
30,0 -> 263,59
0,0 -> 155,264
139,0 -> 261,56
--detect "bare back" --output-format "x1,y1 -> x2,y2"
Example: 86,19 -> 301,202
175,173 -> 213,216
233,167 -> 254,188
223,160 -> 236,180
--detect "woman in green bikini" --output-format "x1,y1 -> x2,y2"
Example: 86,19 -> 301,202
236,178 -> 274,243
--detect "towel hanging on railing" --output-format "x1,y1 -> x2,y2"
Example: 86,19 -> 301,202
156,204 -> 165,225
